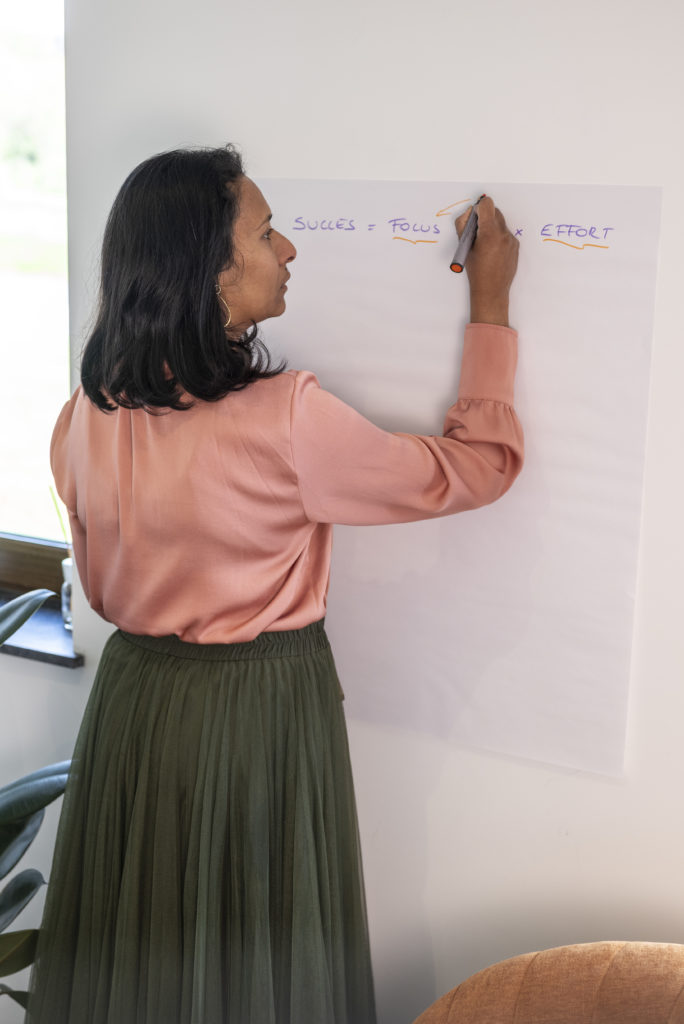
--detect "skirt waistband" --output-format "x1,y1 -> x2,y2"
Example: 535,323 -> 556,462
117,619 -> 329,663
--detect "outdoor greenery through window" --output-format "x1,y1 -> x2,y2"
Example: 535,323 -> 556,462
1,1 -> 69,544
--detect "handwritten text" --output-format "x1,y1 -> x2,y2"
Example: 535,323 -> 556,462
387,219 -> 441,236
541,224 -> 614,241
292,217 -> 356,231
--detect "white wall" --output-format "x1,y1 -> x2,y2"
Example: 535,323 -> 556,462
3,1 -> 684,1021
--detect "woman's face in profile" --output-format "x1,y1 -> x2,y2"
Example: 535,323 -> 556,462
218,177 -> 296,329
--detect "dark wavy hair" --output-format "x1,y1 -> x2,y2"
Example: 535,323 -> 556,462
80,146 -> 284,411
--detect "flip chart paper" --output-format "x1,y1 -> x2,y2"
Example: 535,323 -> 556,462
258,179 -> 661,775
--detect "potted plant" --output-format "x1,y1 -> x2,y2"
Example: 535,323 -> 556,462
0,591 -> 71,1009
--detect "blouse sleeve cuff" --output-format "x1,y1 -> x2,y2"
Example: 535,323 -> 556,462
457,323 -> 518,406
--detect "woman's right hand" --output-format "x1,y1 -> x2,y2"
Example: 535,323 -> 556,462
455,196 -> 519,327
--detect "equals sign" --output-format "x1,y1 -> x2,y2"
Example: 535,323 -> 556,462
367,224 -> 376,231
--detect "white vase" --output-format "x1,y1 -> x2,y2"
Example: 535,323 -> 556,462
61,556 -> 73,631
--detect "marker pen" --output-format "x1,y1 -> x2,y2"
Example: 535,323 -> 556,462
449,195 -> 485,273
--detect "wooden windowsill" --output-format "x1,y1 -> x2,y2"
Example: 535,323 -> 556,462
0,591 -> 84,668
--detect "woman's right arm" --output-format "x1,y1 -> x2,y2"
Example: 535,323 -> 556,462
289,197 -> 523,527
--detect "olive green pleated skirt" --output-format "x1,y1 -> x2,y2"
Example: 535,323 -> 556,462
27,621 -> 376,1024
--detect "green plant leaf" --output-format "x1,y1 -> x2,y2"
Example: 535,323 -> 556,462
0,809 -> 44,882
0,982 -> 29,1007
0,763 -> 70,824
0,929 -> 38,977
0,870 -> 45,933
0,590 -> 55,645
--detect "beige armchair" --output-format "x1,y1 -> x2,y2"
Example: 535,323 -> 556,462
412,941 -> 684,1023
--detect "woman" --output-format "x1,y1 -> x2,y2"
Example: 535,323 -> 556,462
28,146 -> 522,1024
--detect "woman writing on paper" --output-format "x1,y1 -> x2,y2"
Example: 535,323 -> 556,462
29,146 -> 522,1024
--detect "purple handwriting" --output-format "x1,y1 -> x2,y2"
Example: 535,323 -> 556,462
387,219 -> 441,235
291,217 -> 441,236
292,217 -> 356,231
541,224 -> 614,241
289,217 -> 614,245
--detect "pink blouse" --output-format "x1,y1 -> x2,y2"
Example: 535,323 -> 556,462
51,324 -> 523,643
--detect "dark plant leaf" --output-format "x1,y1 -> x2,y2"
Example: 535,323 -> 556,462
0,590 -> 55,646
0,761 -> 72,800
0,870 -> 45,933
0,982 -> 29,1007
0,764 -> 70,824
0,810 -> 44,882
0,929 -> 38,977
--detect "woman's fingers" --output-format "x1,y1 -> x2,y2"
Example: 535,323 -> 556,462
453,195 -> 518,326
455,205 -> 473,236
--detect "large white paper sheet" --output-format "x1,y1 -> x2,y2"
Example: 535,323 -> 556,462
258,179 -> 661,775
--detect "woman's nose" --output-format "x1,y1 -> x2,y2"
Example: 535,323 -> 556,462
278,233 -> 296,264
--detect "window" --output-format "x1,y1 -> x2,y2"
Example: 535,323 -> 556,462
0,1 -> 70,595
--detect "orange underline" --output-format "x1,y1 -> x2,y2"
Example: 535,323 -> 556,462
435,199 -> 471,217
393,236 -> 439,245
543,239 -> 610,250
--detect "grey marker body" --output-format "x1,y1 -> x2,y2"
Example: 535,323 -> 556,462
449,197 -> 483,273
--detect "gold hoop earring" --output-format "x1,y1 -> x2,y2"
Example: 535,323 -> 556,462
215,283 -> 232,328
